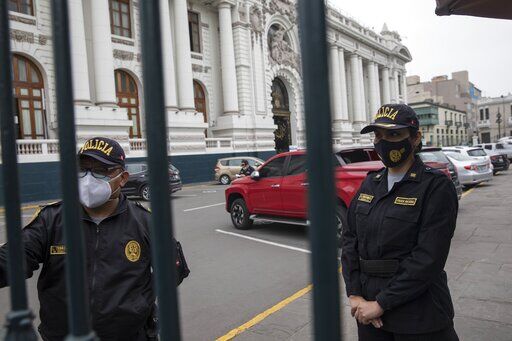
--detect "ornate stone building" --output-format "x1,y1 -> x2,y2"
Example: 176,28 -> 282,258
7,0 -> 411,161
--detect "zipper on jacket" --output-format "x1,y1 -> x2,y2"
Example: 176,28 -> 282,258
90,225 -> 100,309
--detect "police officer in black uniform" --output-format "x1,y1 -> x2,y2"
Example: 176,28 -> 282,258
341,104 -> 459,340
0,137 -> 189,341
238,159 -> 255,177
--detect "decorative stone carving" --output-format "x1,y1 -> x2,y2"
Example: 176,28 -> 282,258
10,29 -> 34,43
192,64 -> 203,73
268,25 -> 300,70
249,6 -> 263,33
111,37 -> 135,46
266,0 -> 297,25
113,49 -> 134,61
38,35 -> 48,45
9,14 -> 36,25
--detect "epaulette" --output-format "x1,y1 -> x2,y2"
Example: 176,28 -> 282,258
134,201 -> 152,213
26,200 -> 61,226
367,166 -> 385,175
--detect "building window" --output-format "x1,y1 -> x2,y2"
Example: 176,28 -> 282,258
9,0 -> 34,15
188,11 -> 201,53
193,80 -> 207,136
110,0 -> 131,38
12,54 -> 47,139
479,109 -> 484,120
115,70 -> 140,138
485,108 -> 489,120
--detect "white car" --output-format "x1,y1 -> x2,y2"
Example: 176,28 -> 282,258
441,146 -> 491,163
476,143 -> 512,161
444,152 -> 493,187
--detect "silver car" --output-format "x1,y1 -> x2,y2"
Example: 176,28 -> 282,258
444,152 -> 493,187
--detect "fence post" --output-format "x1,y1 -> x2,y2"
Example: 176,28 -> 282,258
0,1 -> 38,340
50,0 -> 96,339
298,0 -> 342,340
139,1 -> 181,340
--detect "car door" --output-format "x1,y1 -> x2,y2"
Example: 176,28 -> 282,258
246,155 -> 287,215
280,154 -> 308,218
228,158 -> 242,178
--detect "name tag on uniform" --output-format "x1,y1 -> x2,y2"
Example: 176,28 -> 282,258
358,193 -> 374,203
50,245 -> 66,255
394,197 -> 417,206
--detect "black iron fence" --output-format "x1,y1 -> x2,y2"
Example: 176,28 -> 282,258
0,0 -> 341,339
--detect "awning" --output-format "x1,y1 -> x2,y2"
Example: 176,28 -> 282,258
435,0 -> 512,20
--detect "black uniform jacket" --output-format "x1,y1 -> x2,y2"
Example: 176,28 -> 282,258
341,157 -> 458,334
0,195 -> 164,340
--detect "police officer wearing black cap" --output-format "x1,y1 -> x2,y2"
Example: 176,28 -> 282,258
0,137 -> 189,341
341,105 -> 459,340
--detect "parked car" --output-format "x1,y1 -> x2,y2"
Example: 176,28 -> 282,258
215,156 -> 265,185
481,150 -> 510,174
122,162 -> 182,200
335,145 -> 379,164
442,146 -> 491,163
475,143 -> 512,161
444,152 -> 493,187
224,150 -> 383,246
417,147 -> 463,200
498,136 -> 512,145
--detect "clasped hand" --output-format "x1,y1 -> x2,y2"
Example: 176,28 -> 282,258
349,295 -> 384,328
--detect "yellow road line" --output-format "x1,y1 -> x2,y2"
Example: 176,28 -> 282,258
216,284 -> 313,341
0,204 -> 40,215
461,185 -> 477,199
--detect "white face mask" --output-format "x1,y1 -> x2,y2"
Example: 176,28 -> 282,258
78,172 -> 123,208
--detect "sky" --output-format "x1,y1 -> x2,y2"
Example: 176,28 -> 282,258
330,0 -> 512,98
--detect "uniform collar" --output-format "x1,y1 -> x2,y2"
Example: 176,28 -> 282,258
372,156 -> 424,183
82,193 -> 128,222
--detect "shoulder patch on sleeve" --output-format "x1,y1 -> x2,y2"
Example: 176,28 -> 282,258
135,201 -> 151,213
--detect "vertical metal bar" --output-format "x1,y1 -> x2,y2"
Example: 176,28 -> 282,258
50,0 -> 95,339
298,0 -> 342,340
139,1 -> 181,340
0,1 -> 38,339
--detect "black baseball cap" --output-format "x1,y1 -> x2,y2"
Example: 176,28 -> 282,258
78,137 -> 126,167
361,104 -> 420,134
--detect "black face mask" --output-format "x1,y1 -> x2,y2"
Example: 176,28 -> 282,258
374,137 -> 413,168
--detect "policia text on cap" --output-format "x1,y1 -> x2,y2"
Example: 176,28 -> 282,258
341,104 -> 459,341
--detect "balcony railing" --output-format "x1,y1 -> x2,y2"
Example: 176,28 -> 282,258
129,138 -> 147,151
16,139 -> 60,155
205,138 -> 233,149
455,122 -> 462,128
477,119 -> 491,128
445,120 -> 453,126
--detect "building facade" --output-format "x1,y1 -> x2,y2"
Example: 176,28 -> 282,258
407,71 -> 481,143
410,101 -> 468,147
7,0 -> 411,161
477,94 -> 512,143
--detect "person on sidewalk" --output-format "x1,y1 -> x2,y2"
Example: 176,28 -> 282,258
341,104 -> 459,340
0,137 -> 189,341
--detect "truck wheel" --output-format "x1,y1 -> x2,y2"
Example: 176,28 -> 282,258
230,198 -> 252,230
335,204 -> 348,249
220,174 -> 231,185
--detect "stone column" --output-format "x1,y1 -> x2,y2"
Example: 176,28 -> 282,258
358,57 -> 366,122
401,70 -> 408,103
218,1 -> 239,114
90,0 -> 117,106
350,54 -> 363,123
69,0 -> 91,104
392,69 -> 400,103
338,48 -> 349,121
160,0 -> 178,111
173,0 -> 196,111
381,67 -> 391,104
329,45 -> 343,122
373,63 -> 381,109
367,61 -> 379,116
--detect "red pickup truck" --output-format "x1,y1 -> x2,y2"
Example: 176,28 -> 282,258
225,149 -> 383,245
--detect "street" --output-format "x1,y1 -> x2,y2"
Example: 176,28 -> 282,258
1,170 -> 512,340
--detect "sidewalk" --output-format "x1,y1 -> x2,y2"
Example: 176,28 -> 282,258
235,170 -> 512,341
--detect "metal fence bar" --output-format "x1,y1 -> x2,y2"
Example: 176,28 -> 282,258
298,0 -> 342,340
49,0 -> 95,339
0,1 -> 38,339
139,1 -> 181,340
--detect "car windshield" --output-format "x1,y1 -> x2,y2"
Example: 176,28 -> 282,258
446,153 -> 473,161
418,151 -> 449,163
467,149 -> 487,157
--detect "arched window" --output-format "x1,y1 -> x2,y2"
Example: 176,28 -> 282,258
12,54 -> 46,139
271,78 -> 289,113
115,70 -> 141,138
193,80 -> 207,137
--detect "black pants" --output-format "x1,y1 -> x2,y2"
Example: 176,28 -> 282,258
357,323 -> 459,341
